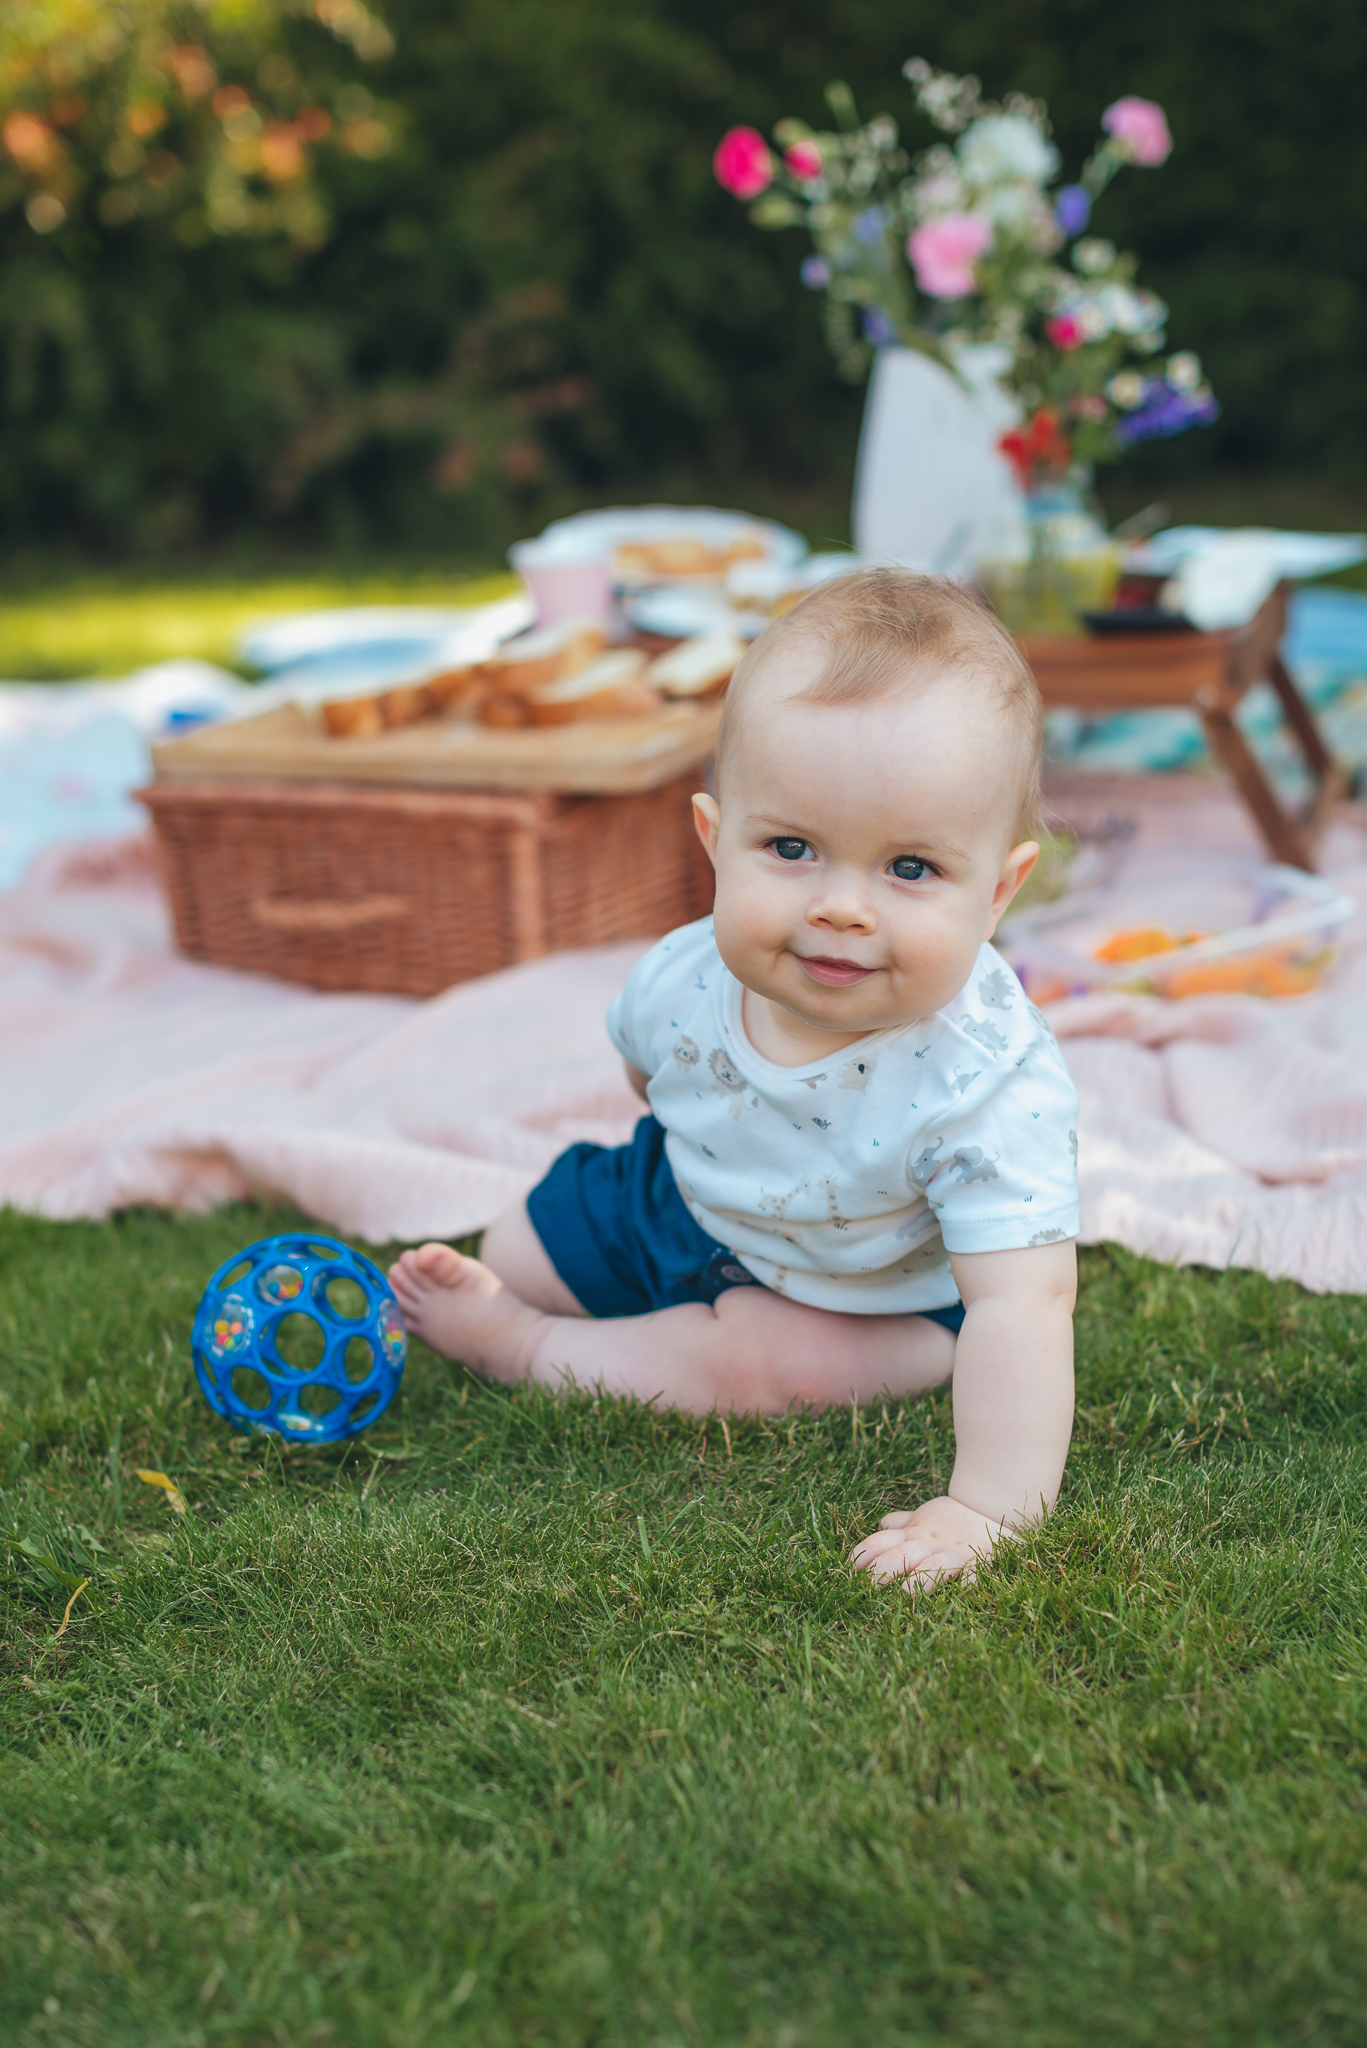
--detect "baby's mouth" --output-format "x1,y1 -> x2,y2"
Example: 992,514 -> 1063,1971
797,954 -> 876,987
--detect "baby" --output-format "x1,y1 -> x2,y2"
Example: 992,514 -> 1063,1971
391,568 -> 1079,1588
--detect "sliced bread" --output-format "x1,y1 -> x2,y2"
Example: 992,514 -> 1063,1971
646,631 -> 744,698
322,694 -> 385,738
479,617 -> 608,696
520,648 -> 661,726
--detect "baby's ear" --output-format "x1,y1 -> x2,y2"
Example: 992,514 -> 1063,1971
986,840 -> 1039,937
692,792 -> 722,868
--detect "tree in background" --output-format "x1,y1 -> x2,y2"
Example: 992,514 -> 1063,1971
0,0 -> 584,549
1,0 -> 1364,556
0,0 -> 393,251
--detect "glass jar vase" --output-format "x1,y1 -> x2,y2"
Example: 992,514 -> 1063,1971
978,472 -> 1122,635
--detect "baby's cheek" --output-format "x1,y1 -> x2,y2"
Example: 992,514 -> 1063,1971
894,902 -> 981,997
715,866 -> 785,954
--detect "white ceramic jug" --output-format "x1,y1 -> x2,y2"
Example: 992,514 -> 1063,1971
851,345 -> 1026,576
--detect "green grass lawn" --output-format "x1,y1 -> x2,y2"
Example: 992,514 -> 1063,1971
0,571 -> 520,681
2,1203 -> 1364,2046
2,467 -> 1366,684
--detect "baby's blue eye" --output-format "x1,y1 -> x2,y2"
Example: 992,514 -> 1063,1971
891,855 -> 930,882
771,838 -> 810,862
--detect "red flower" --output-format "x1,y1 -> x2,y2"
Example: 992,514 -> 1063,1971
784,140 -> 823,181
1045,313 -> 1085,351
713,126 -> 773,200
997,409 -> 1073,487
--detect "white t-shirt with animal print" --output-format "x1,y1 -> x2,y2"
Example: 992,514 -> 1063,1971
606,915 -> 1079,1316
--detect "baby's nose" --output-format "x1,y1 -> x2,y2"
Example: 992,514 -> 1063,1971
808,880 -> 875,932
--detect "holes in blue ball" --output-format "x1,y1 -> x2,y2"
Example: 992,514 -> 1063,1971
325,1275 -> 368,1321
349,1392 -> 378,1426
309,1243 -> 340,1260
221,1259 -> 251,1287
230,1367 -> 271,1411
272,1312 -> 326,1375
298,1383 -> 341,1418
343,1336 -> 374,1383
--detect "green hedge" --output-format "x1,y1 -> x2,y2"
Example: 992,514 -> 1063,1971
3,0 -> 1364,552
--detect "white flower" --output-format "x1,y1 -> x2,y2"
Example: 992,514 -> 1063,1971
1054,286 -> 1111,340
984,188 -> 1061,251
1108,371 -> 1146,409
1073,237 -> 1116,276
1098,283 -> 1167,335
1167,351 -> 1202,391
957,113 -> 1059,187
911,168 -> 967,217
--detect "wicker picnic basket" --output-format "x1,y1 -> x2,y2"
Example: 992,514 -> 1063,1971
137,773 -> 715,997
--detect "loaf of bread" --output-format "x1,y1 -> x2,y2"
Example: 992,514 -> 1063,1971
378,682 -> 431,728
479,691 -> 532,728
424,664 -> 486,713
320,621 -> 609,737
321,695 -> 385,738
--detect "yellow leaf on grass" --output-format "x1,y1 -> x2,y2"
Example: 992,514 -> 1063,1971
135,1469 -> 187,1515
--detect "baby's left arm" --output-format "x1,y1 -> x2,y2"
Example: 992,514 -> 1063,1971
851,1238 -> 1076,1588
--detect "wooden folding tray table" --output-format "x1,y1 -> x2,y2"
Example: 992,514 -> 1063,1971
1020,581 -> 1349,869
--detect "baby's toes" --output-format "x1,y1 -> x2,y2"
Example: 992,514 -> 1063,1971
389,1251 -> 427,1292
413,1241 -> 467,1283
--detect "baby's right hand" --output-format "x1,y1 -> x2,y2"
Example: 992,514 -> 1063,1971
850,1495 -> 1009,1589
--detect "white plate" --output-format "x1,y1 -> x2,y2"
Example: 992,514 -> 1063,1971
623,588 -> 764,641
1129,527 -> 1367,581
534,504 -> 807,588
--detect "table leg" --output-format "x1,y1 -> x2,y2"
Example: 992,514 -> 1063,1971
1198,705 -> 1313,868
1267,652 -> 1336,779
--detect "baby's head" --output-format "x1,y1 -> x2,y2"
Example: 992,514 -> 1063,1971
693,568 -> 1043,1040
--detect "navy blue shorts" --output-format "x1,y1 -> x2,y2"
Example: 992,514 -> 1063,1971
524,1114 -> 967,1331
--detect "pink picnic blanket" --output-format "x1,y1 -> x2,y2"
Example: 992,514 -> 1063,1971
3,777 -> 1365,1294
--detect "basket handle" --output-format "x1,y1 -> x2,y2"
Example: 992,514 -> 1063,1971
251,893 -> 407,933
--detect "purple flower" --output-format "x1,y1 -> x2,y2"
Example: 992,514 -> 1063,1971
1112,379 -> 1220,445
853,206 -> 891,246
861,305 -> 897,347
1054,184 -> 1091,236
801,255 -> 831,289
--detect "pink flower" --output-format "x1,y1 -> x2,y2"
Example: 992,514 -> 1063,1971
713,126 -> 773,200
1046,313 -> 1086,350
907,214 -> 993,300
1071,395 -> 1109,422
1102,97 -> 1172,167
783,139 -> 823,181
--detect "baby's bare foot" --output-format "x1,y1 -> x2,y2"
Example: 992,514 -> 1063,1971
388,1243 -> 545,1382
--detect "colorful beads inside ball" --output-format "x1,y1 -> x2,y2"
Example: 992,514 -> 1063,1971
191,1234 -> 407,1442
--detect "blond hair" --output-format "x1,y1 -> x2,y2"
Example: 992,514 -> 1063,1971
715,568 -> 1043,841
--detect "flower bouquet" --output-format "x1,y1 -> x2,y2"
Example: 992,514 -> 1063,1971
714,61 -> 1219,627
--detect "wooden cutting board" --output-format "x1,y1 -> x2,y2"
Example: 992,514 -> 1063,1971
149,699 -> 723,795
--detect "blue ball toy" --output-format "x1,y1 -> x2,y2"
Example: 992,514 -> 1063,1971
192,1233 -> 407,1442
